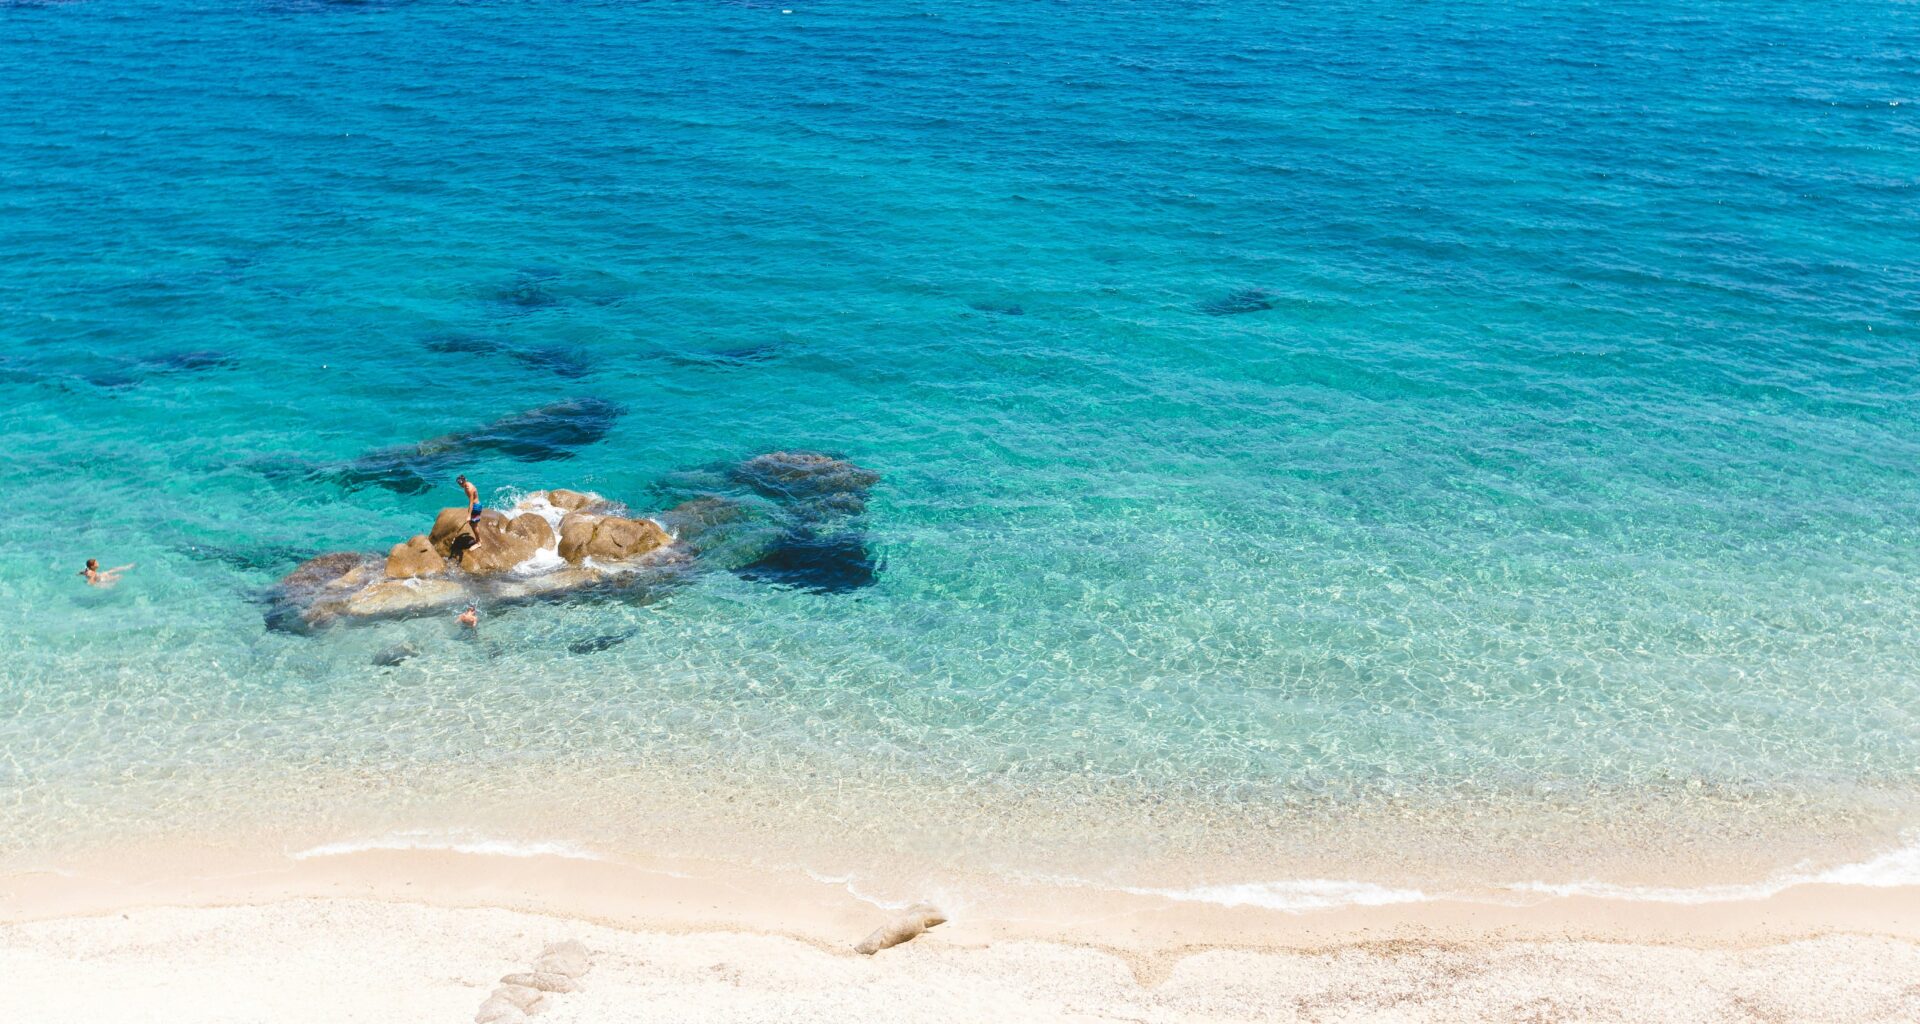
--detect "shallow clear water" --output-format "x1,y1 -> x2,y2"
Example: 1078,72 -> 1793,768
2,0 -> 1918,888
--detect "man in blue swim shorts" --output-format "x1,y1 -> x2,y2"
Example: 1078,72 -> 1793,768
457,474 -> 483,553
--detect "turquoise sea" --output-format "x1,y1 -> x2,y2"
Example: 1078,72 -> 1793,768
2,0 -> 1918,897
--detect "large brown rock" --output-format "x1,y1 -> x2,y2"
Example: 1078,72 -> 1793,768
459,511 -> 556,575
557,515 -> 598,562
279,551 -> 368,592
542,488 -> 605,514
386,534 -> 447,579
556,514 -> 670,564
268,553 -> 384,632
429,506 -> 477,557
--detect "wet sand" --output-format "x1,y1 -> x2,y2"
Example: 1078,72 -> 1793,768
5,843 -> 1919,1022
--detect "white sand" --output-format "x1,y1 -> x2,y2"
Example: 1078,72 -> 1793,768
5,897 -> 1920,1023
6,842 -> 1920,1022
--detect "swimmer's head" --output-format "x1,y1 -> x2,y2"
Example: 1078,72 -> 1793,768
456,474 -> 468,485
85,558 -> 98,571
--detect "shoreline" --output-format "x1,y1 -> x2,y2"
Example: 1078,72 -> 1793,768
10,835 -> 1920,951
6,843 -> 1920,1022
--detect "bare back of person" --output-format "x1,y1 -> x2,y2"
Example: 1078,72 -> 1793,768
80,558 -> 135,588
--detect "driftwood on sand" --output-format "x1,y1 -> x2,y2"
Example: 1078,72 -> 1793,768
855,903 -> 948,955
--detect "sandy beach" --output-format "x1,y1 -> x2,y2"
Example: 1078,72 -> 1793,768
7,1 -> 1919,1021
6,843 -> 1920,1023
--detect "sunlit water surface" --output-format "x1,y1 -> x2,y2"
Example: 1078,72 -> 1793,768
2,0 -> 1918,898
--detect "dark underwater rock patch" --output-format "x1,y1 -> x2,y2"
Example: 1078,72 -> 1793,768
652,495 -> 749,553
86,350 -> 238,389
319,398 -> 626,494
729,451 -> 881,506
263,551 -> 379,633
177,541 -> 315,576
422,333 -> 501,356
0,355 -> 48,388
510,345 -> 593,379
649,450 -> 884,595
493,275 -> 561,311
1199,288 -> 1274,316
423,335 -> 593,379
735,529 -> 880,594
372,642 -> 419,667
566,631 -> 634,655
664,343 -> 782,369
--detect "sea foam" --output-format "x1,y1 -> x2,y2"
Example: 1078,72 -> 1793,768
1509,834 -> 1920,904
290,832 -> 605,863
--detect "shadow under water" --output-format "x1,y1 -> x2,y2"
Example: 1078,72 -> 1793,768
307,398 -> 626,494
86,350 -> 239,389
1198,288 -> 1274,316
662,342 -> 783,369
736,528 -> 881,594
422,334 -> 594,379
662,450 -> 885,595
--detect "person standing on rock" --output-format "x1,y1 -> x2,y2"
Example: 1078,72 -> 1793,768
457,474 -> 483,552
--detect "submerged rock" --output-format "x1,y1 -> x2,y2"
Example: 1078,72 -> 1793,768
510,345 -> 593,379
664,342 -> 782,369
372,642 -> 419,667
424,335 -> 593,379
177,540 -> 314,576
490,566 -> 612,603
1199,287 -> 1274,316
730,450 -> 880,505
736,528 -> 880,594
345,578 -> 467,617
566,631 -> 633,655
493,276 -> 560,311
87,349 -> 238,389
278,552 -> 369,590
264,552 -> 381,632
319,398 -> 626,494
421,333 -> 501,356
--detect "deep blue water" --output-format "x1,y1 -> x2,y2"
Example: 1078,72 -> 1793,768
1,0 -> 1917,876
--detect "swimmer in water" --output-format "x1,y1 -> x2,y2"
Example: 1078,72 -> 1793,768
457,474 -> 482,552
458,604 -> 478,630
80,558 -> 135,587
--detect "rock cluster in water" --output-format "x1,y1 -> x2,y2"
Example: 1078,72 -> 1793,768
267,450 -> 881,632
